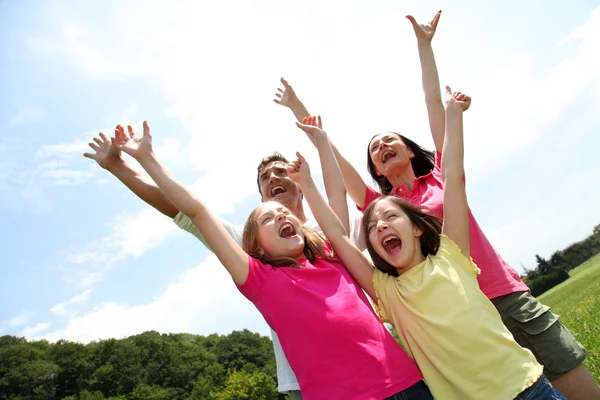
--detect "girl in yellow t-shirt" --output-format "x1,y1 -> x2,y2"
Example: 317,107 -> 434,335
294,87 -> 566,399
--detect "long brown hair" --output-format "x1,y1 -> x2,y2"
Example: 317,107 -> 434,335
367,133 -> 435,195
362,196 -> 442,277
242,203 -> 336,268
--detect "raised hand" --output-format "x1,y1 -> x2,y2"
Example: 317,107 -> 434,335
406,10 -> 442,42
295,115 -> 327,146
83,129 -> 123,170
113,121 -> 154,159
287,151 -> 311,185
273,77 -> 300,108
444,86 -> 471,111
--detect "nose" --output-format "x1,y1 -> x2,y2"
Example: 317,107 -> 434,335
268,172 -> 279,184
276,213 -> 286,222
376,220 -> 388,232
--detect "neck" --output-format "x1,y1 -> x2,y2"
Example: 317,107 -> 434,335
395,250 -> 426,276
288,202 -> 308,223
385,164 -> 417,191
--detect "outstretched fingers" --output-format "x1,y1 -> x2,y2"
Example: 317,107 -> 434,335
143,121 -> 151,137
430,10 -> 442,28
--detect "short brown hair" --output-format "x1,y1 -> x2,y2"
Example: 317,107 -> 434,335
256,152 -> 289,196
242,202 -> 336,268
362,196 -> 442,277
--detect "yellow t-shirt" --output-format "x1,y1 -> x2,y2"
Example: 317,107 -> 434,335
373,235 -> 542,400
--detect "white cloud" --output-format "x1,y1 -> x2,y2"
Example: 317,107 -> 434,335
41,255 -> 266,343
21,322 -> 51,339
50,289 -> 93,316
63,207 -> 179,287
36,140 -> 89,159
0,311 -> 34,332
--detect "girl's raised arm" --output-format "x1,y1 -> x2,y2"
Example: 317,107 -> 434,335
440,88 -> 471,257
407,10 -> 445,152
114,121 -> 249,284
291,119 -> 377,301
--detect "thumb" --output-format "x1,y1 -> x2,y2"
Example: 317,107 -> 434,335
143,121 -> 152,137
445,85 -> 452,95
405,15 -> 419,31
295,121 -> 311,133
295,151 -> 306,163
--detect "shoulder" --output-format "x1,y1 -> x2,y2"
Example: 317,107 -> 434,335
237,255 -> 274,300
436,235 -> 480,275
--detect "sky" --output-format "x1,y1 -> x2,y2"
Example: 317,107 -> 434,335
1,0 -> 599,343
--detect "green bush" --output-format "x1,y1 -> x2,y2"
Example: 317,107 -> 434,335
528,268 -> 570,296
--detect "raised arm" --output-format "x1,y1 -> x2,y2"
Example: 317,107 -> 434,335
296,116 -> 349,232
274,78 -> 369,208
113,121 -> 249,284
288,139 -> 376,301
441,87 -> 471,257
83,125 -> 179,218
406,10 -> 445,152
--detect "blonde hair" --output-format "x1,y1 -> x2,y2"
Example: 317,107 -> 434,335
242,203 -> 336,268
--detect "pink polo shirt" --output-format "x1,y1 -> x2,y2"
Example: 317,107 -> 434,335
237,254 -> 423,400
362,151 -> 529,300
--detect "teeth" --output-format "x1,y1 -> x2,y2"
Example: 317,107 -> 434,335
271,185 -> 285,196
279,222 -> 293,235
382,151 -> 395,163
383,235 -> 399,245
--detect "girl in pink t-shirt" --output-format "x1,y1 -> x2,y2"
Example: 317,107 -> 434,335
112,121 -> 430,400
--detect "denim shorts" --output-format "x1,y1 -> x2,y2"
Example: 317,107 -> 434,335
491,291 -> 586,381
514,375 -> 566,399
384,381 -> 433,400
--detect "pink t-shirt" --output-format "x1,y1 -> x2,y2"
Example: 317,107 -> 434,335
237,254 -> 423,400
362,151 -> 529,300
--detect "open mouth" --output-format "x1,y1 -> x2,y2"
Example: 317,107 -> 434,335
279,222 -> 297,238
381,150 -> 396,164
381,234 -> 402,255
270,185 -> 287,197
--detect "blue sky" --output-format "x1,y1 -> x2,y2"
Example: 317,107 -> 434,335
1,0 -> 600,342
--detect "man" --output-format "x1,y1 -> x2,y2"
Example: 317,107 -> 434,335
83,80 -> 363,399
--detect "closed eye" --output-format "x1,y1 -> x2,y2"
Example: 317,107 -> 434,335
385,214 -> 398,220
261,216 -> 272,225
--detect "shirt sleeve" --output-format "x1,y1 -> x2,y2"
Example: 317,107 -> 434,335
173,211 -> 244,249
438,235 -> 480,275
348,212 -> 366,250
236,255 -> 272,301
359,186 -> 383,212
371,269 -> 392,323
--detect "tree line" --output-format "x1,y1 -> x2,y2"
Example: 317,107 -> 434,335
523,223 -> 600,296
0,330 -> 281,400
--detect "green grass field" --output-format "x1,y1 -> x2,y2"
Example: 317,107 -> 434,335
538,253 -> 600,382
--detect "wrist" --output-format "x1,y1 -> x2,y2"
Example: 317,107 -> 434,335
417,39 -> 433,50
136,150 -> 157,165
445,103 -> 464,113
105,158 -> 127,173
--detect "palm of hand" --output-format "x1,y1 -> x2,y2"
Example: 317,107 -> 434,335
418,23 -> 436,40
122,136 -> 151,156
